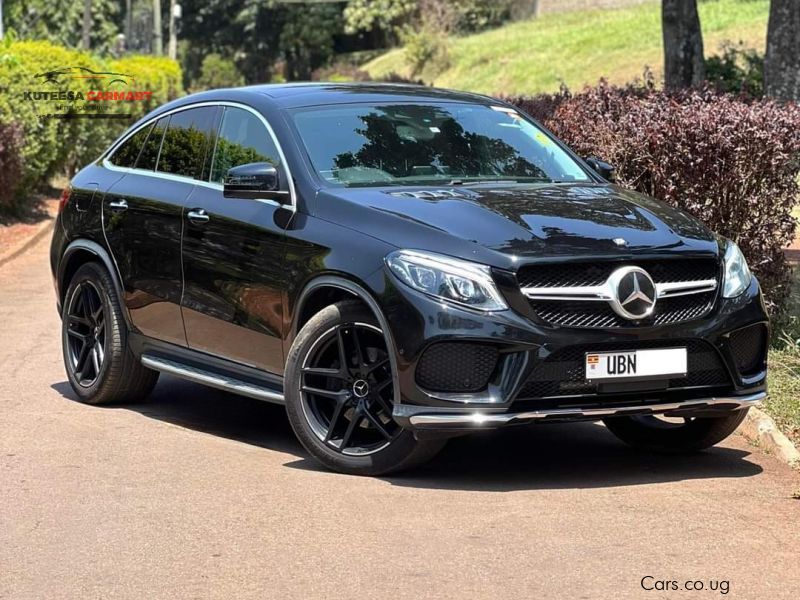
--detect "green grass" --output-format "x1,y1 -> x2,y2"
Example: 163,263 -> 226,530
767,261 -> 800,450
363,0 -> 770,95
767,349 -> 800,447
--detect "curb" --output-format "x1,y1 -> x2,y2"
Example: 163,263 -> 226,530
0,218 -> 55,269
738,407 -> 800,469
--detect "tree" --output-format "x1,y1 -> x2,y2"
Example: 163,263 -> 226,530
153,0 -> 163,55
662,0 -> 704,89
764,0 -> 800,101
81,0 -> 92,49
5,0 -> 121,54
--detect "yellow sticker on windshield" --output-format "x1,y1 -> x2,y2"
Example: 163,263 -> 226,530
534,131 -> 552,146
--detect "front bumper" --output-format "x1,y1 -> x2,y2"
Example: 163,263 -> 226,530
394,391 -> 765,431
367,265 -> 769,433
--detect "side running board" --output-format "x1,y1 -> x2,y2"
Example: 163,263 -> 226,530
140,354 -> 285,405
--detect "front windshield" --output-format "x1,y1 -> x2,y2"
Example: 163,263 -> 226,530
291,102 -> 591,187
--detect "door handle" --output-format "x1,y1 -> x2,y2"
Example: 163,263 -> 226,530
108,199 -> 128,212
187,208 -> 210,224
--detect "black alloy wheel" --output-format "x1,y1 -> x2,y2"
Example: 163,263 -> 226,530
65,280 -> 107,387
285,301 -> 446,475
61,262 -> 159,405
300,322 -> 401,456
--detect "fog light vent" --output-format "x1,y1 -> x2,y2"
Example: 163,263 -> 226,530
416,343 -> 499,393
729,324 -> 768,376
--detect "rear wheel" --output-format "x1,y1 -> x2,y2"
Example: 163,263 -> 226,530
285,301 -> 445,475
602,410 -> 749,453
62,262 -> 158,404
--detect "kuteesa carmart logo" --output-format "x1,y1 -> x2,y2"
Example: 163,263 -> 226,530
25,66 -> 153,120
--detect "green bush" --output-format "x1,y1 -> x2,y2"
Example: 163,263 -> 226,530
190,54 -> 245,92
705,42 -> 764,96
402,26 -> 449,77
0,39 -> 182,214
109,54 -> 184,116
0,39 -> 92,204
0,122 -> 25,214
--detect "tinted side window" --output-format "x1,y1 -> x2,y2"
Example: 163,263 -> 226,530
210,107 -> 281,184
157,107 -> 217,179
137,116 -> 169,171
109,123 -> 153,168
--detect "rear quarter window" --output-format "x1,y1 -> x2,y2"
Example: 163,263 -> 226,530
157,107 -> 218,179
137,116 -> 170,171
108,122 -> 154,168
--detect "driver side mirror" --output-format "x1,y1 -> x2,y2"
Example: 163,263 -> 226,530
223,162 -> 283,200
585,157 -> 616,182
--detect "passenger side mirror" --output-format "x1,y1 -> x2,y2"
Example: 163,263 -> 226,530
223,162 -> 283,200
585,157 -> 616,182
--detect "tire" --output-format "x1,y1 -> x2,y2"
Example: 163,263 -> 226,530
61,262 -> 159,405
285,300 -> 445,476
602,409 -> 749,453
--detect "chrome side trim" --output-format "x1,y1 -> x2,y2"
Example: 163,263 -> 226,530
101,100 -> 297,212
141,354 -> 285,405
406,392 -> 764,428
521,278 -> 717,302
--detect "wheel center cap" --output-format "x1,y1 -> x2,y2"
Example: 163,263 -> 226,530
352,379 -> 370,398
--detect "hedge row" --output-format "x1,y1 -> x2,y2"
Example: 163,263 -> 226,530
0,40 -> 183,213
507,83 -> 800,317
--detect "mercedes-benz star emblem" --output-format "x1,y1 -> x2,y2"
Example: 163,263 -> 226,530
352,379 -> 370,398
607,266 -> 657,320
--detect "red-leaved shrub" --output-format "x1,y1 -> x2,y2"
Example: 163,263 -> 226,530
0,121 -> 25,215
506,82 -> 800,316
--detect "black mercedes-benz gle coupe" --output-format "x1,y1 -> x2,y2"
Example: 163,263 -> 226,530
51,83 -> 768,475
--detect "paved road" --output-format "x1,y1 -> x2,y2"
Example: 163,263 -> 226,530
1,232 -> 799,600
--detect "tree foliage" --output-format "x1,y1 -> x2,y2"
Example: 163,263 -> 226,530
5,0 -> 122,55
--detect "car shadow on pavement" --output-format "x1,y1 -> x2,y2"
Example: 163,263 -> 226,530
377,424 -> 763,492
51,376 -> 303,457
52,376 -> 763,492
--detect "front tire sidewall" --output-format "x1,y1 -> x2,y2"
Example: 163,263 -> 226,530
603,409 -> 749,453
285,301 -> 441,476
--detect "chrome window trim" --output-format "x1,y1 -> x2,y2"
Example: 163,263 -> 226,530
101,100 -> 297,212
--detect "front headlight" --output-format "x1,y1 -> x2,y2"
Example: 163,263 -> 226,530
385,249 -> 508,312
722,241 -> 752,298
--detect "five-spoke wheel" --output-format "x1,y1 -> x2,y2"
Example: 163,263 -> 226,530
61,262 -> 159,404
285,301 -> 445,475
300,322 -> 400,456
65,280 -> 107,387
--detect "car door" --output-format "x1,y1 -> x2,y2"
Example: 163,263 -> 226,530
180,105 -> 289,374
103,106 -> 218,347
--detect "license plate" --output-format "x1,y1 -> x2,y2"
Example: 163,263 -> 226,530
585,348 -> 687,381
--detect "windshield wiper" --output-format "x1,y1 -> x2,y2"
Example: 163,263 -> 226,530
451,177 -> 553,186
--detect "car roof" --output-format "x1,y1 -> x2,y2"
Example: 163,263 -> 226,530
166,82 -> 502,111
256,82 -> 499,107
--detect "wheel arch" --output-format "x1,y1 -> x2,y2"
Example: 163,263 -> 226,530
290,275 -> 402,406
58,239 -> 130,327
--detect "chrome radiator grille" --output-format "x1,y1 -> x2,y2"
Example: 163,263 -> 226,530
517,258 -> 720,329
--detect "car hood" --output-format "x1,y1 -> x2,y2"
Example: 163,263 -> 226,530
315,183 -> 720,270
